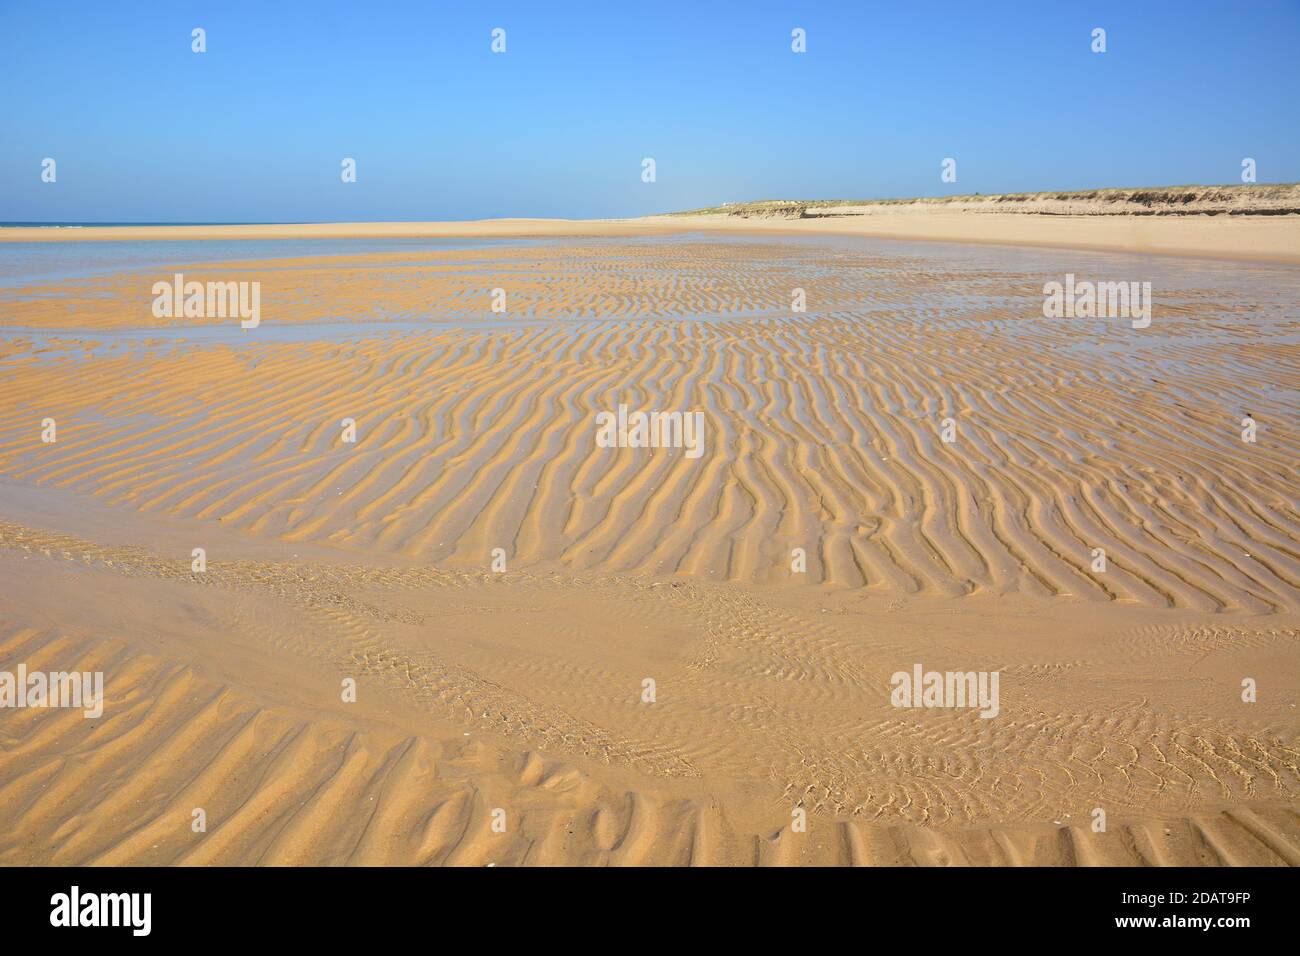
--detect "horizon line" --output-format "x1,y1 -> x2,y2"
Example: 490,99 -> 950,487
6,181 -> 1297,229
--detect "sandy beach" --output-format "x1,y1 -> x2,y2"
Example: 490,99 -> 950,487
0,219 -> 1297,866
4,205 -> 1300,266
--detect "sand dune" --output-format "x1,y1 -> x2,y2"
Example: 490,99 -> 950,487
684,183 -> 1300,219
1,234 -> 1297,864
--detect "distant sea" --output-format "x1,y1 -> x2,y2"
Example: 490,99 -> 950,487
0,235 -> 536,286
0,222 -> 299,228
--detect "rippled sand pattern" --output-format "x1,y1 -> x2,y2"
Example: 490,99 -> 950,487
1,237 -> 1297,865
1,242 -> 1296,610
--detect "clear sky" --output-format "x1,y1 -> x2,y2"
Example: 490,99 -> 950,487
2,0 -> 1297,223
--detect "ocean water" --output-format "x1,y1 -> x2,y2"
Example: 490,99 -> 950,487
0,236 -> 542,287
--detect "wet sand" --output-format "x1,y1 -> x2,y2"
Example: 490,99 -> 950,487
0,233 -> 1296,865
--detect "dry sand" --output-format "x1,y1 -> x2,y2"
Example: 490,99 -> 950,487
0,225 -> 1297,865
658,211 -> 1300,265
5,183 -> 1299,265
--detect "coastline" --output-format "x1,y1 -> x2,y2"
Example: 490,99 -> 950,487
4,211 -> 1299,266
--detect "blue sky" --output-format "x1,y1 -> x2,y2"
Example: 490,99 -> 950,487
2,0 -> 1297,222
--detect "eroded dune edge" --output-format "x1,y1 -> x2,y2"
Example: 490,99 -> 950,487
0,237 -> 1296,865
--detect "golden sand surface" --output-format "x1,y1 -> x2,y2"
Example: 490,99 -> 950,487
0,235 -> 1296,865
3,207 -> 1299,265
